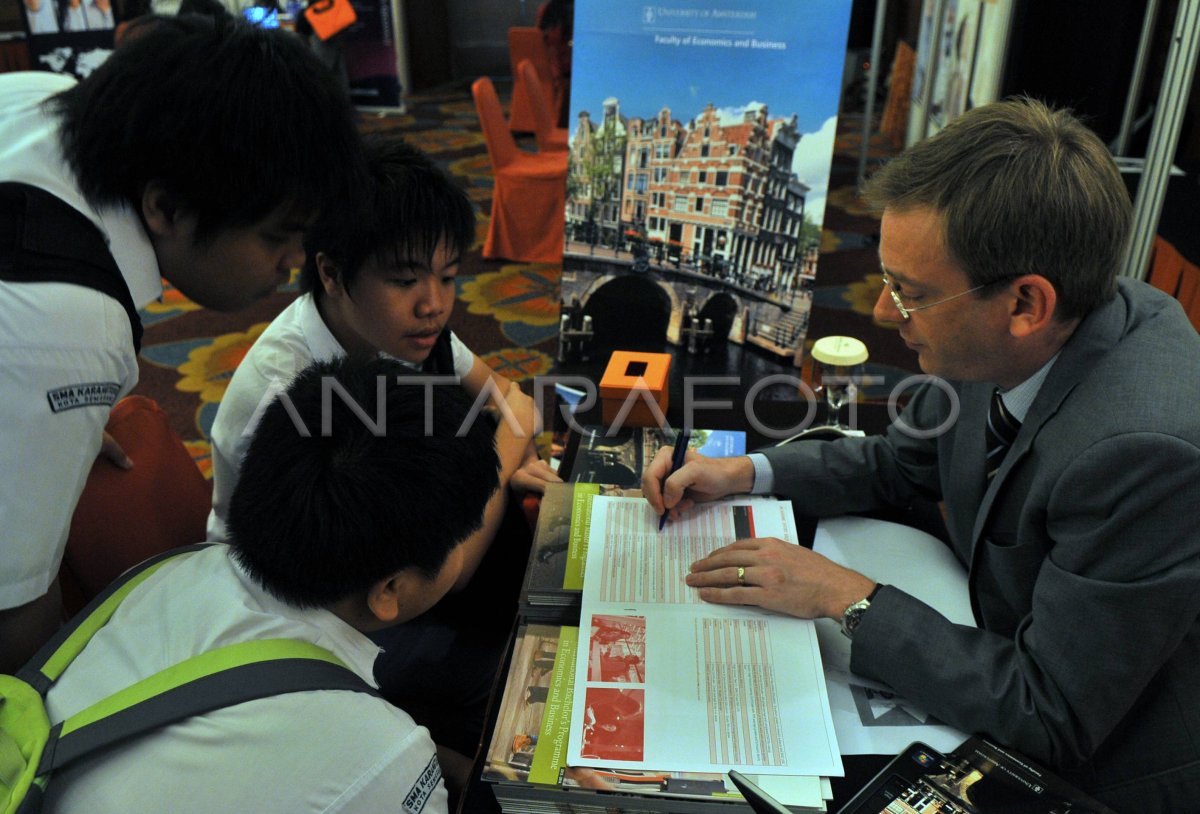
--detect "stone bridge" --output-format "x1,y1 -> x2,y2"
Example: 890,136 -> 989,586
561,248 -> 812,364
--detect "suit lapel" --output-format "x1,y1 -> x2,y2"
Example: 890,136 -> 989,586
967,291 -> 1129,551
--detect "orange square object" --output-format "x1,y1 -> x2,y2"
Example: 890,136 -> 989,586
599,351 -> 670,427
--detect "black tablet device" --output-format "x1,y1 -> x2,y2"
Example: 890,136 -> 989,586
837,739 -> 1117,814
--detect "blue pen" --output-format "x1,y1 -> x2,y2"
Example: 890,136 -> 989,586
658,428 -> 691,531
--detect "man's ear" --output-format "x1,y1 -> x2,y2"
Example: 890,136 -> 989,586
1007,274 -> 1058,339
140,180 -> 185,239
316,252 -> 345,298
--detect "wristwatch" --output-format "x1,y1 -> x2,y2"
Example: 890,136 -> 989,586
840,584 -> 883,639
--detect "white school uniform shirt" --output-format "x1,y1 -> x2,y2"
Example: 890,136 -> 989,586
43,544 -> 447,814
0,72 -> 163,608
206,291 -> 474,541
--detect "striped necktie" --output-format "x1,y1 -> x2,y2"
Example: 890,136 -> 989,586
985,388 -> 1021,481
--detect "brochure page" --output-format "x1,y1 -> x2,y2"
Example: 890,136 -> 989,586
567,496 -> 843,778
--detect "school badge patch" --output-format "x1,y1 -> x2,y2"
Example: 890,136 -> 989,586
47,381 -> 120,413
403,754 -> 442,813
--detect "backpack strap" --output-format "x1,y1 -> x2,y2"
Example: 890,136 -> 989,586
0,182 -> 144,353
17,544 -> 213,694
36,638 -> 378,777
15,545 -> 379,786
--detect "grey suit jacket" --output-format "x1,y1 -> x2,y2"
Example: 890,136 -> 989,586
761,279 -> 1200,810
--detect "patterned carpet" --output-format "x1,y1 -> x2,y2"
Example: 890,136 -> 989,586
128,84 -> 917,477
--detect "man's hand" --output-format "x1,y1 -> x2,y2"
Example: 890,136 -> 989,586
641,447 -> 755,521
686,537 -> 876,620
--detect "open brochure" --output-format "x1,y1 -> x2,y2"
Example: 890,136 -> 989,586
566,496 -> 844,778
483,623 -> 831,813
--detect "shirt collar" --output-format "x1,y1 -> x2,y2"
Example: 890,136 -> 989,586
227,549 -> 383,686
94,202 -> 164,309
296,292 -> 347,363
298,291 -> 423,370
997,352 -> 1060,424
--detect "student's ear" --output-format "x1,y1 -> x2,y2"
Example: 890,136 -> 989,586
140,180 -> 187,239
364,569 -> 422,626
316,252 -> 346,298
1007,274 -> 1058,339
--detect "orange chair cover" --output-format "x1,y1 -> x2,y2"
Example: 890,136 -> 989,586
508,26 -> 553,134
518,58 -> 569,152
880,41 -> 916,150
473,76 -> 567,264
59,396 -> 212,616
1148,236 -> 1200,333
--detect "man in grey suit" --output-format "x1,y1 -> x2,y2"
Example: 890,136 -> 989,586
644,98 -> 1200,812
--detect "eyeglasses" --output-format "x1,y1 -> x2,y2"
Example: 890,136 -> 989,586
880,267 -> 998,320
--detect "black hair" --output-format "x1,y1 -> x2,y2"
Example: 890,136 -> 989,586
176,0 -> 231,19
227,355 -> 500,608
298,134 -> 475,294
48,14 -> 367,243
538,0 -> 573,40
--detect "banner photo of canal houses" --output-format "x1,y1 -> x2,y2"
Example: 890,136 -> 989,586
558,0 -> 853,375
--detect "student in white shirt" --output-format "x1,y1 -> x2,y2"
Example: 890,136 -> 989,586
210,137 -> 558,544
0,15 -> 366,674
208,135 -> 560,754
45,355 -> 501,813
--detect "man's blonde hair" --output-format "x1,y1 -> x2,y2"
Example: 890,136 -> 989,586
863,97 -> 1131,319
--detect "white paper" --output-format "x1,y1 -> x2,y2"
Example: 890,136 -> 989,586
813,516 -> 973,755
567,496 -> 844,778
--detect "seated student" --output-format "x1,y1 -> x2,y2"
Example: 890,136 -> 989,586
207,134 -> 558,752
43,355 -> 500,814
209,135 -> 558,543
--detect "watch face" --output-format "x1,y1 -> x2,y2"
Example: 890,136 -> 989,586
841,599 -> 871,638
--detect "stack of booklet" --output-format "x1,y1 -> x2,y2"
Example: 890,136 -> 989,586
483,623 -> 833,814
519,482 -> 634,624
493,491 -> 841,814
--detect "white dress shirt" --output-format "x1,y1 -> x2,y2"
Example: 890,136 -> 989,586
748,356 -> 1061,495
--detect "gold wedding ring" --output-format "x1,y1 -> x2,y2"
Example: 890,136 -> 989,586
736,566 -> 746,586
